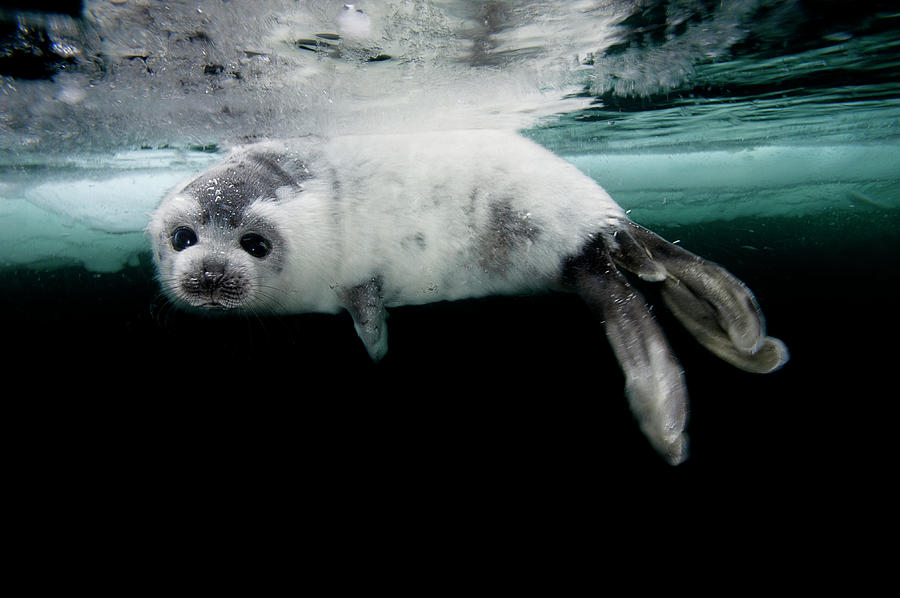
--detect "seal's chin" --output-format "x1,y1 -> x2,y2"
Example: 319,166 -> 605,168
174,302 -> 238,317
191,297 -> 247,311
199,301 -> 231,310
174,294 -> 246,313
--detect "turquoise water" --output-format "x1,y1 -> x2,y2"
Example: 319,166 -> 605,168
1,2 -> 898,505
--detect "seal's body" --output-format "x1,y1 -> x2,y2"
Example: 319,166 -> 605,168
152,131 -> 623,311
149,130 -> 788,465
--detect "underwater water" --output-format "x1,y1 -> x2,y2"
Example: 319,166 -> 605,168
1,0 -> 898,517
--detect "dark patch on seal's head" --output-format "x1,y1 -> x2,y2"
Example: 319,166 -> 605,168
478,200 -> 541,273
184,149 -> 312,228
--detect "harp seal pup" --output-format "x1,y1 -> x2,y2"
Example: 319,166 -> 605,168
148,129 -> 788,465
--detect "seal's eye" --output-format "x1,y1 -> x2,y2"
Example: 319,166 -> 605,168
172,227 -> 198,251
240,233 -> 271,258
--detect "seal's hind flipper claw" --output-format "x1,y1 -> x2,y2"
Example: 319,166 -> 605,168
607,225 -> 668,282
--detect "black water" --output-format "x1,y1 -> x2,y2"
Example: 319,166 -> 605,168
4,212 -> 896,510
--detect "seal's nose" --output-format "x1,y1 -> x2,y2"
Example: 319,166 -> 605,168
199,258 -> 226,292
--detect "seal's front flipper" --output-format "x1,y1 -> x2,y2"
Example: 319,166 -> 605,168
568,247 -> 689,465
342,277 -> 389,362
620,221 -> 788,371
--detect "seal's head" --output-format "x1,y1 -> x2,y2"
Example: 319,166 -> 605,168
148,145 -> 311,312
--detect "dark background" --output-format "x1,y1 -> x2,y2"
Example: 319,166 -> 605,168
3,214 -> 897,515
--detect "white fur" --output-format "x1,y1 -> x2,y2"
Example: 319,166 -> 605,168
149,130 -> 626,314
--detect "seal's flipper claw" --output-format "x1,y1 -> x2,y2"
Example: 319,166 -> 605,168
342,277 -> 389,362
570,248 -> 688,465
626,222 -> 770,355
660,278 -> 789,373
608,226 -> 668,282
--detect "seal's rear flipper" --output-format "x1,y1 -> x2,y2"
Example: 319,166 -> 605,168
568,246 -> 689,465
615,221 -> 789,372
661,278 -> 789,373
342,277 -> 389,362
